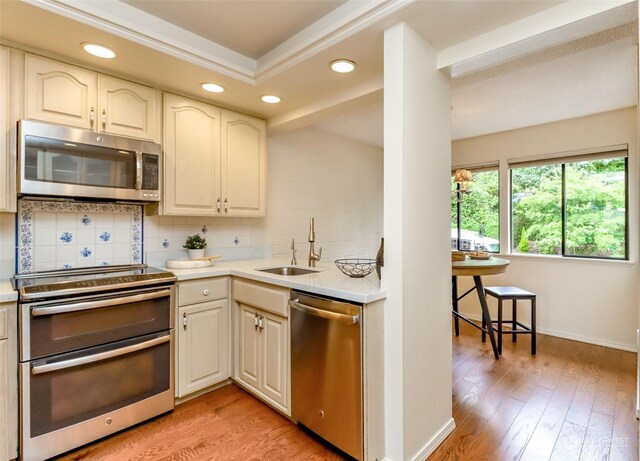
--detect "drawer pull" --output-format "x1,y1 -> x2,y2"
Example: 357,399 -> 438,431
203,289 -> 209,296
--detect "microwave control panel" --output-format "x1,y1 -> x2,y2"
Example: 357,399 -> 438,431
142,154 -> 159,191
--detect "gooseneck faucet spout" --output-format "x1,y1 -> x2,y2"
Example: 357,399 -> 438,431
308,217 -> 322,267
291,238 -> 297,265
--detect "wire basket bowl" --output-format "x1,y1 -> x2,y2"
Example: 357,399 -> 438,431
335,258 -> 376,278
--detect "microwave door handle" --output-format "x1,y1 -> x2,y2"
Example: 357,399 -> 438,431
30,289 -> 172,317
135,151 -> 143,190
31,334 -> 171,375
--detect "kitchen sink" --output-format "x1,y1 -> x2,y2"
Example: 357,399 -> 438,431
257,266 -> 318,276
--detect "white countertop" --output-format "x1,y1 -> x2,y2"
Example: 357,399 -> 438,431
164,257 -> 386,304
0,279 -> 17,303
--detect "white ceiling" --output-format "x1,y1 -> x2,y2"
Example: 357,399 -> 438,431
0,0 -> 637,145
122,0 -> 349,60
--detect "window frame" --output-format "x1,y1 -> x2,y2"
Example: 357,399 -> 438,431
451,164 -> 500,253
509,150 -> 628,261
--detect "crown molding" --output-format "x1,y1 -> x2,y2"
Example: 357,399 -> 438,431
22,0 -> 416,87
23,0 -> 258,84
255,0 -> 416,83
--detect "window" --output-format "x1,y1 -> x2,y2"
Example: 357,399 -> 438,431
451,167 -> 500,253
510,149 -> 627,259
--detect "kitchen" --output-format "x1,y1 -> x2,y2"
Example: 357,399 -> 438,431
0,1 -> 638,461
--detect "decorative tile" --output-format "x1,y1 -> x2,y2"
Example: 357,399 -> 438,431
59,232 -> 73,243
17,199 -> 143,273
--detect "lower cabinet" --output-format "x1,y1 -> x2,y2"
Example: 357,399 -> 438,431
233,279 -> 290,415
0,302 -> 17,461
237,304 -> 288,408
176,278 -> 230,398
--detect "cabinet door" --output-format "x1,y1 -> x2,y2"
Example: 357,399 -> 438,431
0,339 -> 7,461
0,47 -> 10,212
164,94 -> 221,215
25,54 -> 97,129
220,110 -> 266,217
260,310 -> 288,408
177,299 -> 229,398
98,75 -> 160,141
237,304 -> 260,390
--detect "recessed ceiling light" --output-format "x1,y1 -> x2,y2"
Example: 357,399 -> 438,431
82,43 -> 116,59
261,95 -> 281,104
330,59 -> 356,73
201,83 -> 225,93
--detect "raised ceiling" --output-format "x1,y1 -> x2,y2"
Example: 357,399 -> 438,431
123,0 -> 349,59
0,0 -> 637,143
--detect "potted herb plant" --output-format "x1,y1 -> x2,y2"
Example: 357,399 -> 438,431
183,234 -> 207,260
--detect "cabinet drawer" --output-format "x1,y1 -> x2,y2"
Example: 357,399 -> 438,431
178,278 -> 228,306
0,305 -> 7,340
233,279 -> 289,317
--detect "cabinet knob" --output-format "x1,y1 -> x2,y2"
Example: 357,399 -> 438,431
224,198 -> 229,213
182,312 -> 187,329
90,107 -> 95,128
101,109 -> 107,130
202,289 -> 209,296
217,198 -> 221,214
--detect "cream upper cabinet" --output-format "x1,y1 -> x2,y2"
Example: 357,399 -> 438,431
221,110 -> 266,217
97,75 -> 160,141
163,95 -> 266,217
0,47 -> 12,212
25,54 -> 97,130
163,93 -> 222,216
25,54 -> 160,141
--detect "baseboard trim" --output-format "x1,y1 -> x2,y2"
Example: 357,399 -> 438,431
410,417 -> 456,461
459,312 -> 637,352
379,418 -> 456,461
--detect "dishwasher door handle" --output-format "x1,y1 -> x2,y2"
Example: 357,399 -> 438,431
289,299 -> 359,324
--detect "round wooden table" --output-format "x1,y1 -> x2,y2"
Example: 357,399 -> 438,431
452,257 -> 510,359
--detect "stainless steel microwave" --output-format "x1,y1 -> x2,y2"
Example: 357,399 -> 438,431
18,120 -> 161,202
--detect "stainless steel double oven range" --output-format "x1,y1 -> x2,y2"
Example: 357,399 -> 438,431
13,264 -> 176,461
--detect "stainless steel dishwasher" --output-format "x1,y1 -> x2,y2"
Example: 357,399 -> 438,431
290,290 -> 362,460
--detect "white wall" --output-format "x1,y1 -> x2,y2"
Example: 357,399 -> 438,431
145,127 -> 383,266
384,22 -> 453,461
452,107 -> 638,350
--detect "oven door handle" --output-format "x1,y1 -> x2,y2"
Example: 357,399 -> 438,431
30,289 -> 172,317
31,334 -> 170,375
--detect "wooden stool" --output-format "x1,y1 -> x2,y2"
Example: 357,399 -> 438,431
483,286 -> 536,355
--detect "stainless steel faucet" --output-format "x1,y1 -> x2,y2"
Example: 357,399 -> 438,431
308,217 -> 322,267
291,238 -> 297,265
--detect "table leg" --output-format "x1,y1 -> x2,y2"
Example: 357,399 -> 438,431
452,276 -> 460,336
473,275 -> 499,359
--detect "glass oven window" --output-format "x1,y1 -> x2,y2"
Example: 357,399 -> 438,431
28,290 -> 171,360
24,135 -> 136,189
29,333 -> 170,437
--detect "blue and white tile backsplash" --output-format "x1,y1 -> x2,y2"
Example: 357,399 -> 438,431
17,200 -> 143,273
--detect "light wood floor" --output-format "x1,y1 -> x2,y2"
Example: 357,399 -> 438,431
55,323 -> 638,461
429,321 -> 639,461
